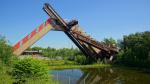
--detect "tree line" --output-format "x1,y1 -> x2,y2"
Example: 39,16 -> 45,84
1,31 -> 149,67
28,31 -> 150,68
116,31 -> 150,68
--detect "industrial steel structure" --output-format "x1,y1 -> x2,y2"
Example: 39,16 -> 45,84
13,3 -> 118,61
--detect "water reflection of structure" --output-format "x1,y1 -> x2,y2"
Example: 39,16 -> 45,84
51,68 -> 150,84
77,68 -> 117,84
77,68 -> 150,84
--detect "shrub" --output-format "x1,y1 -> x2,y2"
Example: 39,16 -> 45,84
116,31 -> 150,68
0,35 -> 13,65
75,55 -> 86,65
0,65 -> 13,84
12,58 -> 49,83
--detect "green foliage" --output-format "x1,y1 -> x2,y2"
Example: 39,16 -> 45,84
75,55 -> 87,65
0,64 -> 58,84
0,35 -> 13,65
0,65 -> 13,84
29,46 -> 97,65
102,37 -> 117,45
116,31 -> 150,68
45,60 -> 76,66
0,35 -> 58,84
31,46 -> 43,51
12,58 -> 49,83
24,78 -> 59,84
64,60 -> 76,65
30,46 -> 83,60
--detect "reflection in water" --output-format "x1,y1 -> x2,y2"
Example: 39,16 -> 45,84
50,69 -> 83,84
50,67 -> 150,84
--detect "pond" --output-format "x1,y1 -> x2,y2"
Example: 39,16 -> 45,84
49,67 -> 150,84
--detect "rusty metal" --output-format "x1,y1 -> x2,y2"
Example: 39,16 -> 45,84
43,3 -> 118,60
13,3 -> 118,61
71,30 -> 118,53
43,3 -> 91,57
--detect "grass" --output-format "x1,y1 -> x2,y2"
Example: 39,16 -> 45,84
45,60 -> 76,66
43,60 -> 111,69
24,78 -> 59,84
18,56 -> 111,70
112,64 -> 150,72
0,65 -> 13,84
20,58 -> 150,71
40,60 -> 111,69
0,63 -> 59,84
49,64 -> 111,69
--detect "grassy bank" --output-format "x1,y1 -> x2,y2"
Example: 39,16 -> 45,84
47,60 -> 150,72
112,64 -> 150,72
49,64 -> 111,69
44,60 -> 111,69
46,60 -> 150,72
0,63 -> 59,84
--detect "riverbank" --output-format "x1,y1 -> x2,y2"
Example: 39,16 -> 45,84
43,60 -> 111,69
112,64 -> 150,73
49,64 -> 111,69
0,63 -> 59,84
48,61 -> 150,72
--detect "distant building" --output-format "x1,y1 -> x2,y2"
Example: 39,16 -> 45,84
22,50 -> 42,55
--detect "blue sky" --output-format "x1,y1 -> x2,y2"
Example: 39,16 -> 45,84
0,0 -> 150,48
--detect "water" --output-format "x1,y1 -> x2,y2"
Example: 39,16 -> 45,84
50,67 -> 150,84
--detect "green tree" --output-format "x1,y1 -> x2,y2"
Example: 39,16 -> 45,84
75,55 -> 86,64
31,46 -> 43,51
102,37 -> 117,45
117,31 -> 150,68
0,35 -> 13,65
